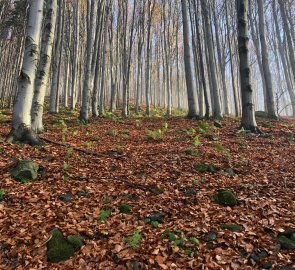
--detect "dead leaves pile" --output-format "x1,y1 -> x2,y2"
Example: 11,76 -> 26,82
0,112 -> 294,269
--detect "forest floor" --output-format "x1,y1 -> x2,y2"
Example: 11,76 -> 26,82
0,109 -> 294,270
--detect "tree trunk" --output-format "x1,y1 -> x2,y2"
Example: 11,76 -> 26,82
236,0 -> 260,133
200,0 -> 222,119
257,0 -> 277,119
31,0 -> 57,133
7,0 -> 44,145
80,0 -> 97,122
181,0 -> 198,119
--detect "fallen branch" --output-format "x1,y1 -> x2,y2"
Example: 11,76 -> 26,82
39,136 -> 125,159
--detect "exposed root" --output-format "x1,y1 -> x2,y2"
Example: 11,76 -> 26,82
6,125 -> 43,146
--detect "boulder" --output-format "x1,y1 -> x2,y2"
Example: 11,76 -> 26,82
224,168 -> 235,176
195,164 -> 217,173
214,121 -> 223,128
76,190 -> 88,197
47,229 -> 75,263
10,160 -> 39,182
255,111 -> 268,118
203,232 -> 217,242
66,235 -> 84,251
47,229 -> 84,263
59,193 -> 73,203
214,189 -> 238,206
277,235 -> 295,250
145,212 -> 166,224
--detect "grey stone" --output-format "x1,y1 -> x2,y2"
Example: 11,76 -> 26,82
10,160 -> 39,182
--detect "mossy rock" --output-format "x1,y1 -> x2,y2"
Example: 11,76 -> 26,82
59,193 -> 73,203
214,189 -> 238,206
203,232 -> 217,242
145,212 -> 166,224
279,229 -> 295,240
214,121 -> 222,128
224,168 -> 235,176
184,187 -> 197,197
66,235 -> 84,251
47,229 -> 84,263
280,266 -> 295,270
47,229 -> 75,263
255,111 -> 268,118
10,160 -> 39,182
195,164 -> 217,173
119,203 -> 132,214
76,190 -> 88,197
152,187 -> 165,195
277,235 -> 295,250
184,149 -> 199,155
220,223 -> 243,232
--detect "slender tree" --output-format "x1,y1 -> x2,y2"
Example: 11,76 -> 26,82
7,0 -> 44,145
181,0 -> 198,119
257,0 -> 277,119
236,0 -> 261,133
31,0 -> 57,132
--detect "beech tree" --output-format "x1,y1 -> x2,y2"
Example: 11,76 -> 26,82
181,0 -> 198,119
236,0 -> 260,133
1,0 -> 294,146
7,0 -> 44,145
31,0 -> 57,132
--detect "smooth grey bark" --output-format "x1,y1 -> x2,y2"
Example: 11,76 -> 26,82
49,0 -> 64,113
7,0 -> 44,145
192,0 -> 210,117
225,0 -> 239,116
257,0 -> 277,119
273,1 -> 295,116
79,0 -> 97,122
70,0 -> 80,110
236,0 -> 260,133
31,0 -> 57,133
181,0 -> 198,119
145,0 -> 155,116
279,1 -> 295,85
212,2 -> 229,115
200,0 -> 222,119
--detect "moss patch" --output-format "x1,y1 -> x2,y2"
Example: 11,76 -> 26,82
119,203 -> 132,214
194,164 -> 217,173
214,189 -> 237,206
220,223 -> 243,232
277,235 -> 295,250
47,229 -> 84,263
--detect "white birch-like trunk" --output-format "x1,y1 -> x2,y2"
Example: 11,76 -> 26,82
7,0 -> 44,145
31,0 -> 57,133
181,0 -> 198,118
49,0 -> 64,113
80,0 -> 97,122
71,0 -> 80,110
257,0 -> 277,119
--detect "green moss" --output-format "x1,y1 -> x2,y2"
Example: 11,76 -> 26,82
47,229 -> 74,263
255,111 -> 268,118
66,235 -> 84,251
184,148 -> 199,155
277,235 -> 295,250
10,160 -> 39,182
220,224 -> 243,232
195,164 -> 217,173
119,203 -> 132,214
214,189 -> 237,206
